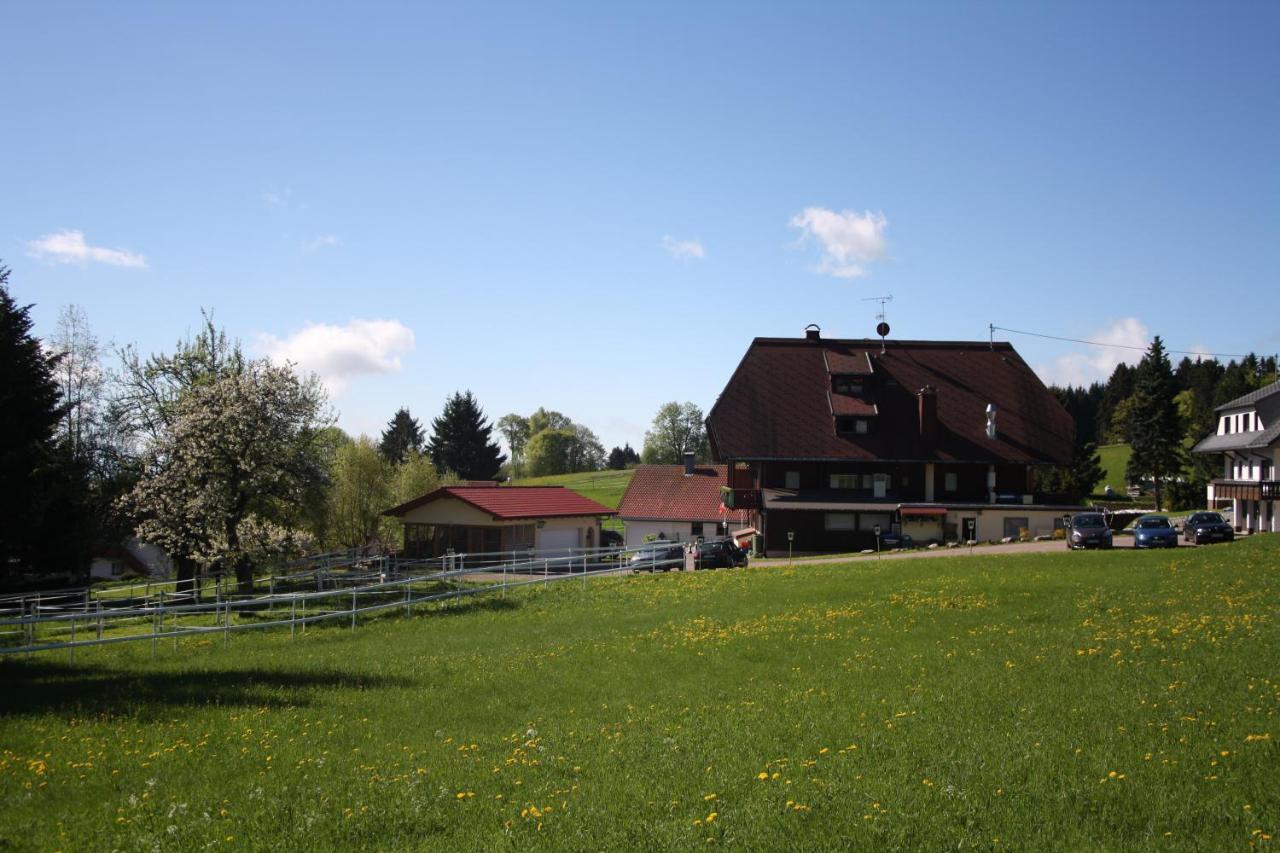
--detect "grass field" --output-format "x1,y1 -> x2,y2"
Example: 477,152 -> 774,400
1096,443 -> 1132,494
3,538 -> 1278,849
512,469 -> 633,511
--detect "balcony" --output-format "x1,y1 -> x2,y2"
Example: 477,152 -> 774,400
720,487 -> 761,510
1211,479 -> 1279,501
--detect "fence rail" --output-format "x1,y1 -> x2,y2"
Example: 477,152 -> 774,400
0,544 -> 690,657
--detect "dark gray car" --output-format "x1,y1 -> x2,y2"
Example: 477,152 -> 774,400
1066,512 -> 1113,549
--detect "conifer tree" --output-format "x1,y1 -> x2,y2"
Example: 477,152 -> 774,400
0,263 -> 90,577
1125,336 -> 1184,511
378,407 -> 424,464
426,391 -> 506,481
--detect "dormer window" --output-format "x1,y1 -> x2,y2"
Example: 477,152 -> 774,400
832,375 -> 863,395
836,417 -> 870,435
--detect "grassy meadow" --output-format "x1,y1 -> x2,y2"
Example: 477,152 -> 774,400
512,469 -> 633,510
2,537 -> 1278,849
1096,443 -> 1133,495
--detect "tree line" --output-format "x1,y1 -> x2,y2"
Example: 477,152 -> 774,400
0,262 -> 716,588
1048,338 -> 1277,510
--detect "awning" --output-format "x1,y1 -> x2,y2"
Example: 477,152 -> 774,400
900,506 -> 947,517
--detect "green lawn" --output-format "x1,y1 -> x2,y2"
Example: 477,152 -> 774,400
1096,442 -> 1132,494
512,469 -> 634,510
2,538 -> 1278,849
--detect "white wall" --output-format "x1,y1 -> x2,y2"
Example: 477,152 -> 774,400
623,519 -> 725,548
947,509 -> 1065,542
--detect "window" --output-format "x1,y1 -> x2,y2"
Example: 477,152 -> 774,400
784,470 -> 800,489
856,419 -> 868,434
859,513 -> 892,532
1002,517 -> 1029,539
862,474 -> 874,490
1245,412 -> 1253,431
690,522 -> 704,537
944,472 -> 958,492
872,473 -> 888,498
830,474 -> 858,489
832,376 -> 863,394
836,417 -> 870,435
110,560 -> 124,577
825,513 -> 856,530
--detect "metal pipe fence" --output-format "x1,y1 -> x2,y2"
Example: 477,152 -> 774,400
0,544 -> 689,658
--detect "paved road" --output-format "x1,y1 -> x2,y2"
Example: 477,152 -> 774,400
752,536 -> 1198,568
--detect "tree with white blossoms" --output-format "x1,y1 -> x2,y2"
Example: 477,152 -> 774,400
124,359 -> 329,595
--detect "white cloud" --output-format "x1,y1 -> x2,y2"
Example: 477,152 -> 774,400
1035,318 -> 1150,387
262,188 -> 293,207
661,235 -> 705,260
27,230 -> 147,268
303,234 -> 340,252
789,206 -> 888,278
257,319 -> 415,396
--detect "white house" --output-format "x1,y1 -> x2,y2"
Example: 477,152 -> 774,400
617,457 -> 750,548
1192,379 -> 1280,534
383,484 -> 616,557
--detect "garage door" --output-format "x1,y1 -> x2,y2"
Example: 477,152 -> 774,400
538,528 -> 579,556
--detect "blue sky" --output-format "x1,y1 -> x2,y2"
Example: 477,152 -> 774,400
5,2 -> 1278,452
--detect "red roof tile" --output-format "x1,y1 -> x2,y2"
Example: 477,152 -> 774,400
384,486 -> 616,520
619,465 -> 749,523
707,337 -> 1073,465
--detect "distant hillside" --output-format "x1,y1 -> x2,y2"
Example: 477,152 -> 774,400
512,469 -> 634,510
1096,443 -> 1132,494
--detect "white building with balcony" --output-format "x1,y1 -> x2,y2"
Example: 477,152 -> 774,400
1192,380 -> 1280,534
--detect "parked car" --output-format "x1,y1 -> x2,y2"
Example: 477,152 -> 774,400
690,538 -> 749,569
1066,513 -> 1113,549
1182,512 -> 1234,545
1133,515 -> 1178,549
629,543 -> 685,572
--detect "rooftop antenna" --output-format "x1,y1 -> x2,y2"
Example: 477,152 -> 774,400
863,294 -> 893,353
989,323 -> 994,351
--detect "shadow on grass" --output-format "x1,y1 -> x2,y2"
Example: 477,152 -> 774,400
0,659 -> 412,718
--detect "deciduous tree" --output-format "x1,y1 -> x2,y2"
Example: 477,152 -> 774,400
124,360 -> 330,594
641,401 -> 708,464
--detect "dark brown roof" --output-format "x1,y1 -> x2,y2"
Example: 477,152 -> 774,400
618,465 -> 747,522
384,485 -> 616,520
706,337 -> 1073,465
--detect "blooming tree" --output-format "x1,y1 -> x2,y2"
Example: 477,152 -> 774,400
124,360 -> 329,594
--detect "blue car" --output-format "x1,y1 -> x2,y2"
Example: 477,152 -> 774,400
1133,515 -> 1178,549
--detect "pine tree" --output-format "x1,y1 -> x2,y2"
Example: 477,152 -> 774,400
426,391 -> 506,481
1125,336 -> 1184,511
378,407 -> 424,464
0,263 -> 88,576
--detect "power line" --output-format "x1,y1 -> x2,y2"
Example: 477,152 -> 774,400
990,324 -> 1255,360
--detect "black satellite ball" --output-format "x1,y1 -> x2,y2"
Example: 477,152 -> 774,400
876,321 -> 890,337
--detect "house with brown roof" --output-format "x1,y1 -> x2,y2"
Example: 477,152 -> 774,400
706,326 -> 1077,554
383,484 -> 616,558
617,456 -> 752,547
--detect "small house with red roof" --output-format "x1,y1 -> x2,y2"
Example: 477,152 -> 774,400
707,326 -> 1078,553
617,457 -> 752,547
383,484 -> 616,558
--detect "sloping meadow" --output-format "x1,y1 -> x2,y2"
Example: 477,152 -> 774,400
2,538 -> 1277,849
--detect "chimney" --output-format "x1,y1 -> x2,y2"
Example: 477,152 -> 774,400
683,451 -> 696,476
804,324 -> 821,341
917,386 -> 938,439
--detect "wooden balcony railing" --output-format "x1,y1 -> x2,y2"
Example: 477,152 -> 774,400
720,487 -> 761,510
